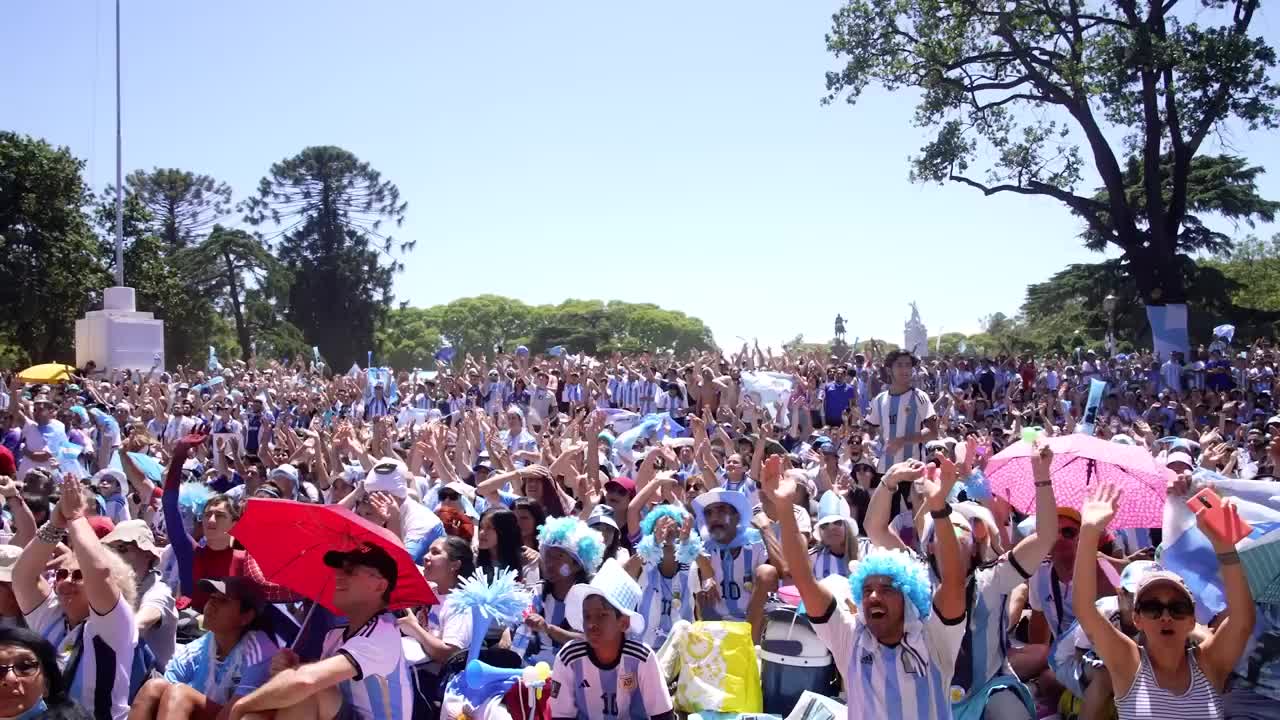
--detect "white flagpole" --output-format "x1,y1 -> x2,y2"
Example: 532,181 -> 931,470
113,0 -> 124,286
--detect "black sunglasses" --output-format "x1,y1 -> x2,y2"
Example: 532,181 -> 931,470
1136,599 -> 1194,620
54,569 -> 85,583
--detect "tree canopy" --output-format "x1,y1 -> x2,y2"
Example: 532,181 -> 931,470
825,0 -> 1279,304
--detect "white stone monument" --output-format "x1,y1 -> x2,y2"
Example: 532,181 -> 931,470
904,302 -> 928,358
75,286 -> 165,372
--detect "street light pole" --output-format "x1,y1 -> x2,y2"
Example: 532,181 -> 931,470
113,0 -> 124,287
1104,294 -> 1117,357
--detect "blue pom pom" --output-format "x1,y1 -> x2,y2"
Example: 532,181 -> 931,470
636,536 -> 664,565
847,548 -> 932,621
639,505 -> 690,537
178,482 -> 213,519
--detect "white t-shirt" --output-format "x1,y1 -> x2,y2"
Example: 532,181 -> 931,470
321,613 -> 413,720
138,570 -> 179,669
25,590 -> 138,720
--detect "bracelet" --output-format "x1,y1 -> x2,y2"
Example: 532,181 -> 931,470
1217,551 -> 1241,566
929,503 -> 953,519
36,522 -> 66,545
1034,480 -> 1053,488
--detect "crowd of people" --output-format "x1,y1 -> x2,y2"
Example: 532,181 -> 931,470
0,336 -> 1277,720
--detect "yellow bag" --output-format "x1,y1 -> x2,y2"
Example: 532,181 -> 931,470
671,621 -> 763,714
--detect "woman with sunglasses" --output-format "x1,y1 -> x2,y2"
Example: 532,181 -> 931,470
12,476 -> 139,720
1072,483 -> 1256,719
0,627 -> 90,720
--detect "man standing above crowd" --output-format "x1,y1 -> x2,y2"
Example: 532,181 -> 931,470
867,350 -> 937,470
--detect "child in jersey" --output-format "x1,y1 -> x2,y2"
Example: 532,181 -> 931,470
513,516 -> 604,665
551,559 -> 675,720
810,490 -> 866,581
624,504 -> 702,648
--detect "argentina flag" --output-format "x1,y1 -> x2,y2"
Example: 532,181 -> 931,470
1146,303 -> 1189,359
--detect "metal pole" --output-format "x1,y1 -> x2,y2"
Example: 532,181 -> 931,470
113,0 -> 124,287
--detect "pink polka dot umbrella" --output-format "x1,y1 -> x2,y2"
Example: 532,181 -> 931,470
985,433 -> 1174,529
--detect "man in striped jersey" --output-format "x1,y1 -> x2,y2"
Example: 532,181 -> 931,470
229,545 -> 411,720
636,368 -> 660,416
867,350 -> 938,472
551,560 -> 674,720
766,458 -> 967,720
691,486 -> 779,642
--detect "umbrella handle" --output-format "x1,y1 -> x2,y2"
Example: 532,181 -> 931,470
290,601 -> 319,651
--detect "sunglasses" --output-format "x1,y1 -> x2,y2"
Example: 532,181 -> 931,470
54,569 -> 85,583
0,660 -> 41,678
1136,598 -> 1194,620
1059,527 -> 1079,539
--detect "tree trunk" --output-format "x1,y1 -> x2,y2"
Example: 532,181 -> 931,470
223,250 -> 252,361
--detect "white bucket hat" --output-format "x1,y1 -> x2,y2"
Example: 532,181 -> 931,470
566,559 -> 645,635
813,489 -> 859,535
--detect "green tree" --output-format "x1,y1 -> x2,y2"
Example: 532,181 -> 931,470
825,0 -> 1280,305
0,133 -> 109,361
117,168 -> 232,250
183,225 -> 280,361
1204,233 -> 1280,312
376,306 -> 443,369
437,295 -> 536,360
243,146 -> 414,366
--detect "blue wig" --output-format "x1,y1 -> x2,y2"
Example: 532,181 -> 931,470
178,482 -> 214,521
848,548 -> 933,621
537,516 -> 605,573
636,505 -> 703,565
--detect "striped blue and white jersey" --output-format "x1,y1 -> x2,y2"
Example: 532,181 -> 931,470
163,629 -> 277,705
721,475 -> 759,510
810,545 -> 860,581
563,383 -> 585,405
810,577 -> 967,720
636,562 -> 699,648
25,590 -> 137,720
867,388 -> 936,472
950,555 -> 1034,702
321,613 -> 412,720
483,382 -> 511,415
513,587 -> 571,665
705,541 -> 766,621
636,380 -> 660,415
1027,562 -> 1075,641
549,639 -> 674,720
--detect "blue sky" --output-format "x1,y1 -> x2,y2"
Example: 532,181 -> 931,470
4,1 -> 1279,350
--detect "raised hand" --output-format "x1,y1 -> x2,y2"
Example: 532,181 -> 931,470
1196,495 -> 1245,552
759,455 -> 793,505
1029,438 -> 1053,477
1080,483 -> 1121,532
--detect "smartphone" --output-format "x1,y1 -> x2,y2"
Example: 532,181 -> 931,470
1186,488 -> 1252,545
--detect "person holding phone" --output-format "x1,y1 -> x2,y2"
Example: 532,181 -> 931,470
1071,482 -> 1256,719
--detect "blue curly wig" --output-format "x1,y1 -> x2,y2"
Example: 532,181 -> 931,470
848,548 -> 933,621
537,516 -> 605,573
178,482 -> 214,520
636,505 -> 703,565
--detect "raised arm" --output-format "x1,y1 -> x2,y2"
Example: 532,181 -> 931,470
59,476 -> 124,613
0,477 -> 35,548
921,459 -> 965,620
864,463 -> 918,552
1194,493 -> 1258,689
760,460 -> 831,616
1072,484 -> 1140,691
1008,440 -> 1060,572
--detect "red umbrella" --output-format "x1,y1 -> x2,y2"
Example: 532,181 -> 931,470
232,498 -> 436,612
985,433 -> 1173,529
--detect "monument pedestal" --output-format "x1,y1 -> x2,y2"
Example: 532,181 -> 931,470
75,286 -> 165,372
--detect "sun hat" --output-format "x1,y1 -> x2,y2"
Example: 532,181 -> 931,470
537,516 -> 605,574
1164,451 -> 1194,470
100,519 -> 162,558
565,559 -> 646,635
197,576 -> 266,614
0,546 -> 21,583
692,487 -> 752,531
92,469 -> 127,494
814,490 -> 859,535
363,458 -> 408,499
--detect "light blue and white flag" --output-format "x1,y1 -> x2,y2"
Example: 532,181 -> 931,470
547,345 -> 566,358
1080,378 -> 1106,435
1160,470 -> 1280,619
1146,303 -> 1190,359
1213,324 -> 1236,344
207,346 -> 221,373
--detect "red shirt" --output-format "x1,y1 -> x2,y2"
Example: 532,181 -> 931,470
190,545 -> 246,610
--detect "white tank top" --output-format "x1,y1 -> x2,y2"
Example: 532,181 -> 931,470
1116,647 -> 1222,720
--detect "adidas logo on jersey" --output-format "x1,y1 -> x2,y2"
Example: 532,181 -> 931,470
860,652 -> 875,666
579,679 -> 590,688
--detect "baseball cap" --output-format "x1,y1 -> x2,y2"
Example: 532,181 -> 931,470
1133,569 -> 1194,606
198,577 -> 266,613
587,504 -> 619,532
269,464 -> 299,486
604,477 -> 636,496
322,544 -> 399,591
1119,560 -> 1158,594
1165,451 -> 1194,471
